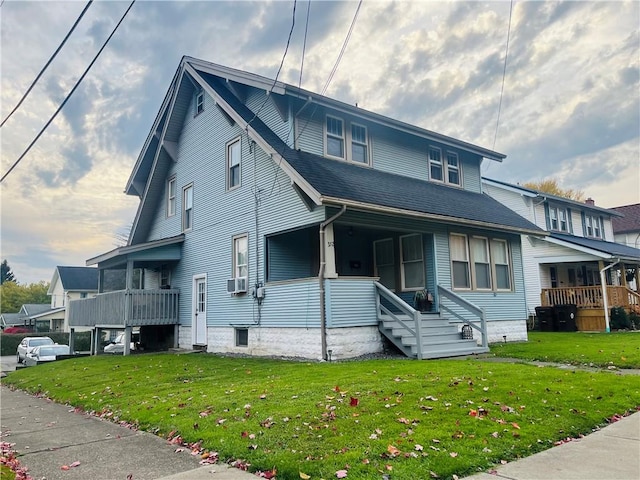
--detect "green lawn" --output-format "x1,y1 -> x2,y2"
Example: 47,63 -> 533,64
3,353 -> 640,479
491,331 -> 640,369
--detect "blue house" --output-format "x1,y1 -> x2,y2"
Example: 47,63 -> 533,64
69,57 -> 542,359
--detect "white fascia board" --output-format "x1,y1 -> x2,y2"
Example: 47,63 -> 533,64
482,178 -> 538,197
47,268 -> 60,295
533,254 -> 604,263
86,235 -> 185,266
541,236 -> 612,259
185,57 -> 286,95
184,64 -> 322,206
320,197 -> 546,236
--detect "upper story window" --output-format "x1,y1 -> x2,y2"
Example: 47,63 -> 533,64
584,214 -> 602,238
325,115 -> 370,164
227,138 -> 241,190
548,207 -> 571,232
182,184 -> 193,232
430,147 -> 461,186
195,91 -> 204,115
326,116 -> 345,159
167,176 -> 176,217
351,124 -> 368,163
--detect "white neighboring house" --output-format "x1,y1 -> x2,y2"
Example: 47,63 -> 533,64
48,266 -> 98,332
483,178 -> 640,330
612,203 -> 640,290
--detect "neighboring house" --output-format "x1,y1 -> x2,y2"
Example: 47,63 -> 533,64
483,178 -> 640,330
47,266 -> 99,332
19,304 -> 65,332
612,203 -> 640,291
1,312 -> 24,329
69,57 -> 544,360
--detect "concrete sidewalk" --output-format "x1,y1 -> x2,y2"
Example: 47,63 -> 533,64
462,411 -> 640,480
0,386 -> 256,480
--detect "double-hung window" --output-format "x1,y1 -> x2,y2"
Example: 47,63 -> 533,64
558,209 -> 568,232
233,235 -> 248,279
585,215 -> 593,237
470,237 -> 491,289
167,176 -> 176,217
429,147 -> 443,182
450,234 -> 471,289
195,91 -> 204,115
351,124 -> 368,163
182,184 -> 193,232
373,238 -> 395,290
585,214 -> 602,238
326,116 -> 344,159
400,234 -> 424,290
549,206 -> 569,232
446,152 -> 461,186
227,138 -> 241,190
491,239 -> 511,290
549,207 -> 558,230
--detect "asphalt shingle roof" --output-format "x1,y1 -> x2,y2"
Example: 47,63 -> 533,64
57,266 -> 98,291
550,233 -> 640,260
611,204 -> 640,234
201,72 -> 542,234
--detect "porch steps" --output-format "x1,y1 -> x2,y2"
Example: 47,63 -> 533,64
379,313 -> 488,359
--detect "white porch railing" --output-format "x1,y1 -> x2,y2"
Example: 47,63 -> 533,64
436,285 -> 488,348
68,289 -> 179,327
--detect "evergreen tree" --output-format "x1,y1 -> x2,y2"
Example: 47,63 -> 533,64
1,259 -> 16,285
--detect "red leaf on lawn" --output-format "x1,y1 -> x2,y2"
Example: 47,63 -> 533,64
469,409 -> 478,417
333,385 -> 341,392
241,431 -> 249,438
350,397 -> 359,407
260,468 -> 277,478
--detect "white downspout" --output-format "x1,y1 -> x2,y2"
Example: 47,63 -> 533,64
600,259 -> 620,333
319,205 -> 346,360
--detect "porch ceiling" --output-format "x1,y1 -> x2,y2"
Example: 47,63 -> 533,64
86,235 -> 184,269
545,233 -> 640,263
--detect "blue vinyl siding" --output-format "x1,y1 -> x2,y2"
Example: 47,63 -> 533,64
268,228 -> 316,281
326,279 -> 377,327
258,280 -> 321,327
244,88 -> 293,145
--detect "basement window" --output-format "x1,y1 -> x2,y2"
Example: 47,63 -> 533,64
235,328 -> 248,347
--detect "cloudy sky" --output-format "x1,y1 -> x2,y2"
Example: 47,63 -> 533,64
1,0 -> 638,285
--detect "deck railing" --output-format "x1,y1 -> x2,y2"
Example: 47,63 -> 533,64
540,286 -> 639,311
68,289 -> 179,327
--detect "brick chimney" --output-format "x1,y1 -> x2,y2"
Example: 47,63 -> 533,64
585,197 -> 595,206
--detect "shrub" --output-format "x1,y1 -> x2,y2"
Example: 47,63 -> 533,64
610,307 -> 630,330
629,312 -> 640,330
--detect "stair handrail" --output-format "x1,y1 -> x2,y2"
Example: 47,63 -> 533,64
626,287 -> 640,311
437,285 -> 487,348
374,281 -> 423,359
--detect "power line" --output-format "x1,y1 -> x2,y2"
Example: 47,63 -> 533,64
492,0 -> 514,151
297,0 -> 311,91
1,0 -> 94,128
321,0 -> 363,95
0,0 -> 136,183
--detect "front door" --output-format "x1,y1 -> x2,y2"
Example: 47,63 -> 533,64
193,275 -> 207,345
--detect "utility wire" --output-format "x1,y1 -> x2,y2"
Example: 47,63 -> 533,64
1,0 -> 135,183
246,0 -> 297,130
1,0 -> 94,128
297,0 -> 311,92
492,0 -> 514,151
321,0 -> 363,95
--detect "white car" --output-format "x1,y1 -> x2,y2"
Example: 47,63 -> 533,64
104,332 -> 139,354
24,344 -> 71,366
16,336 -> 54,363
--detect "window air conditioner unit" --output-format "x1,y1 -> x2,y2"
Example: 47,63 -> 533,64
227,277 -> 247,294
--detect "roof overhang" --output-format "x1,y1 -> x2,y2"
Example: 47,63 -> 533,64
29,308 -> 66,320
321,197 -> 547,237
87,235 -> 184,268
542,236 -> 640,263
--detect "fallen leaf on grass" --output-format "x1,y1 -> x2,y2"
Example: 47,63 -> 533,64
449,452 -> 458,458
336,469 -> 348,478
350,397 -> 359,407
387,445 -> 400,456
300,473 -> 311,480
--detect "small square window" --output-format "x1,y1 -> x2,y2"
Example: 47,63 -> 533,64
235,328 -> 248,347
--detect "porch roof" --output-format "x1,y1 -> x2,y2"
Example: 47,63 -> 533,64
86,235 -> 184,268
200,73 -> 544,236
546,233 -> 640,262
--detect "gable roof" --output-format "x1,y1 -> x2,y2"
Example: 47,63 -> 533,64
546,233 -> 640,262
0,312 -> 24,326
482,178 -> 623,217
611,204 -> 640,234
50,266 -> 99,293
126,58 -> 544,243
19,304 -> 51,316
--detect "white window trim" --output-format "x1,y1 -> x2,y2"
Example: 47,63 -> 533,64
490,239 -> 512,291
167,176 -> 176,217
324,115 -> 371,165
470,236 -> 492,291
226,137 -> 241,191
446,151 -> 461,186
429,147 -> 444,183
182,184 -> 193,232
232,233 -> 249,279
195,91 -> 204,116
450,233 -> 471,290
399,234 -> 425,291
430,146 -> 463,187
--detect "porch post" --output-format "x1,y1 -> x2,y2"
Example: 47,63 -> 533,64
636,266 -> 640,293
126,260 -> 134,290
620,263 -> 627,288
600,259 -> 620,333
69,328 -> 75,353
124,326 -> 132,356
174,324 -> 180,348
323,224 -> 338,278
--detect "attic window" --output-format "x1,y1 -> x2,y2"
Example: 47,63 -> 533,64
195,91 -> 204,115
430,147 -> 462,186
326,116 -> 344,158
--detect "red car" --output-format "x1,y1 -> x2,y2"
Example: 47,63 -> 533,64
3,326 -> 32,334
